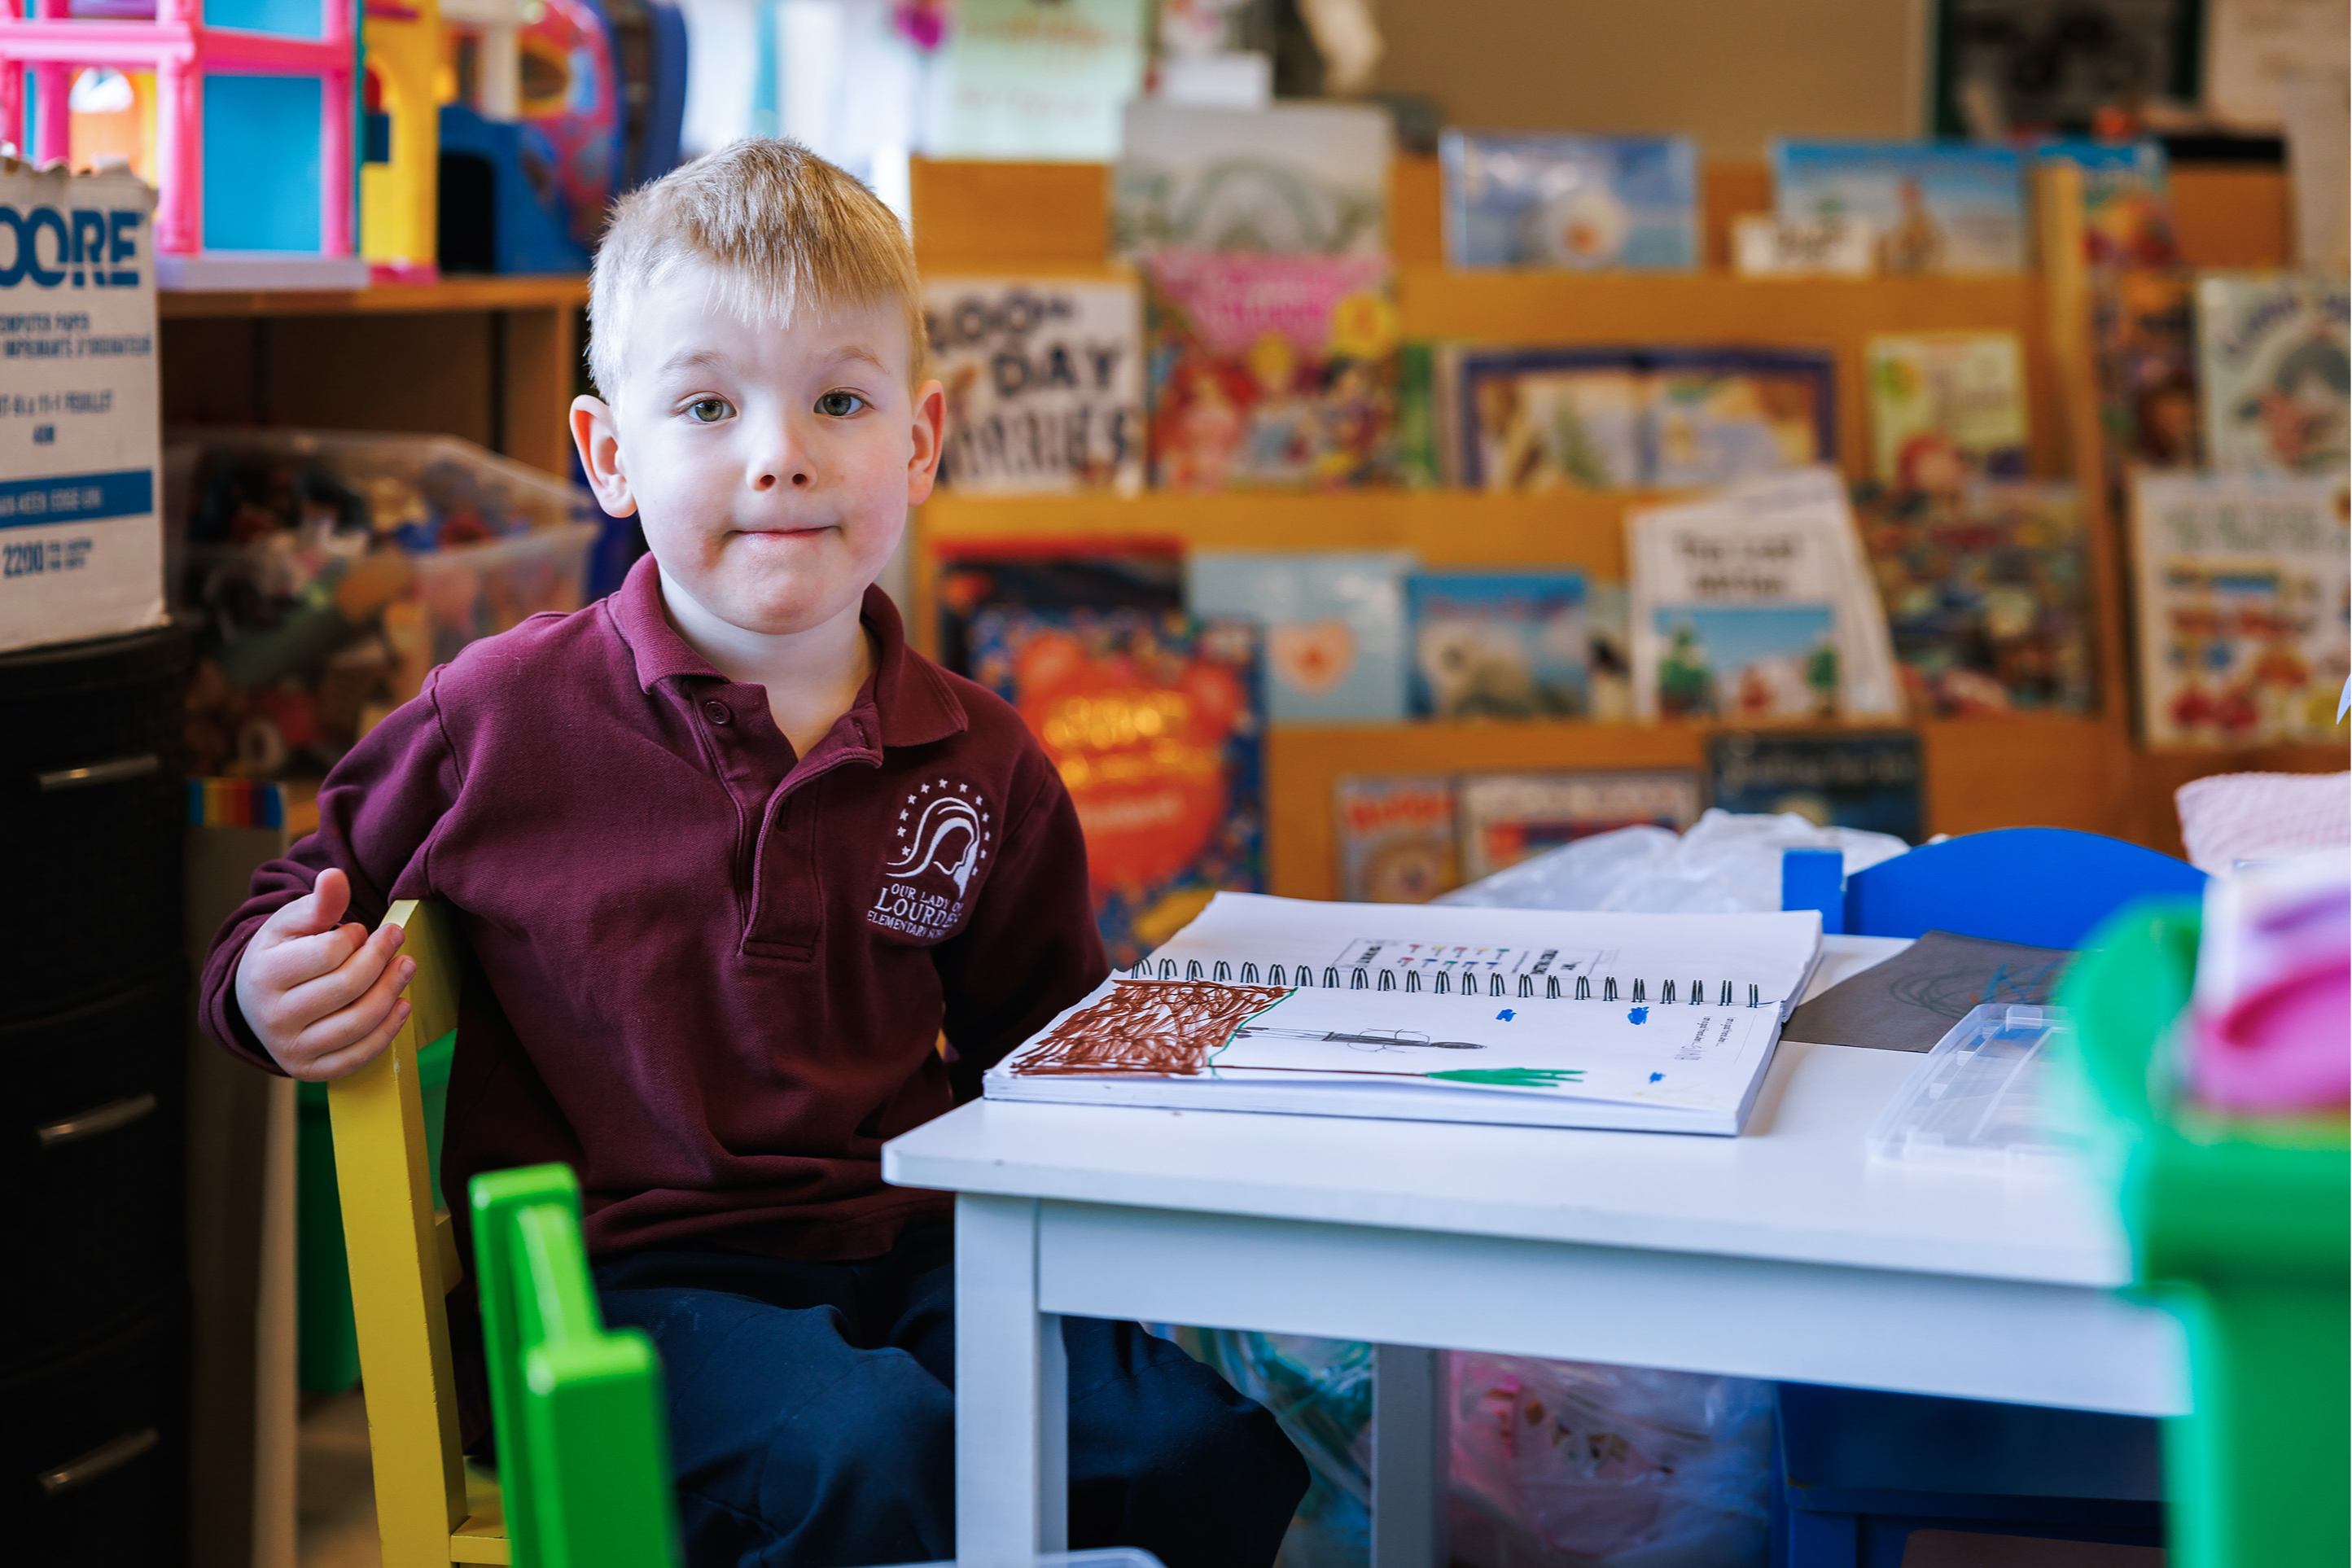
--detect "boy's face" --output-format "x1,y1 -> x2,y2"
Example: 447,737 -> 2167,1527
573,257 -> 944,639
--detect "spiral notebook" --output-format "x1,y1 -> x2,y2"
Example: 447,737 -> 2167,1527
985,893 -> 1824,1135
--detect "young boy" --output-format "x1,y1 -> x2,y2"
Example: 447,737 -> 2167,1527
199,140 -> 1307,1568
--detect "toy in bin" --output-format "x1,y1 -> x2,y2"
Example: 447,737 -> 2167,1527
176,429 -> 597,777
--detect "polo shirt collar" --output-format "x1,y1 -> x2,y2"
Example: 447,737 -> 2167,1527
606,554 -> 966,749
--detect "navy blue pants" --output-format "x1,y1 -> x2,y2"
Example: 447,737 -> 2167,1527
593,1221 -> 1307,1568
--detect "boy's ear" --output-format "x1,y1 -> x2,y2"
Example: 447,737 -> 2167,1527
572,395 -> 637,517
905,377 -> 945,507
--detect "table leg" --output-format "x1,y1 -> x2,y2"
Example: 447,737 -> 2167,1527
1371,1343 -> 1446,1568
957,1194 -> 1067,1562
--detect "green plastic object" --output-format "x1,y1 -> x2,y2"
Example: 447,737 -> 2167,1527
471,1163 -> 683,1568
2061,899 -> 2350,1568
297,1028 -> 456,1392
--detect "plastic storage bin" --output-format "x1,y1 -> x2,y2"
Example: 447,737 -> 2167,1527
172,427 -> 598,777
297,1030 -> 455,1394
2060,899 -> 2350,1568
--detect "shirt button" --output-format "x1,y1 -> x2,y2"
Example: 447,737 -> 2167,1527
703,700 -> 731,725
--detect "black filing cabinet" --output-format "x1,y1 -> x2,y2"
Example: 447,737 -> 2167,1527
2,626 -> 191,1566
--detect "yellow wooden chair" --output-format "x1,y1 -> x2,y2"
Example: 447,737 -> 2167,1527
326,897 -> 509,1566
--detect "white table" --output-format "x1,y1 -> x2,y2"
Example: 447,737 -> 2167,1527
880,937 -> 2189,1567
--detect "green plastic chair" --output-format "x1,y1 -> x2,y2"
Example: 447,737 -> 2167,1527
469,1163 -> 683,1568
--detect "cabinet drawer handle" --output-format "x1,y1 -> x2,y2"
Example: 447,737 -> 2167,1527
36,754 -> 160,791
38,1426 -> 159,1496
36,1092 -> 158,1148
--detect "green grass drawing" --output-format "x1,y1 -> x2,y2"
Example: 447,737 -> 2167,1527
1426,1067 -> 1585,1088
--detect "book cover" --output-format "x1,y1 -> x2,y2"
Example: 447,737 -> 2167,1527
1186,550 -> 1411,723
1627,471 -> 1905,719
1865,331 -> 2030,487
1405,570 -> 1591,720
1113,99 -> 1391,258
2093,269 -> 2201,471
1439,131 -> 1699,271
966,607 -> 1264,968
934,545 -> 1184,677
1650,603 -> 1842,720
1647,348 -> 1838,489
2195,273 -> 2352,476
1455,771 -> 1703,883
1709,731 -> 1925,843
1145,250 -> 1399,490
2037,138 -> 2179,269
1853,481 -> 2096,716
1334,774 -> 1458,903
1771,140 -> 2028,275
1457,349 -> 1649,491
1456,347 -> 1834,492
925,276 -> 1145,495
2130,472 -> 2352,747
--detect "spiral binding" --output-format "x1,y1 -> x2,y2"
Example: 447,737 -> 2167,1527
1125,955 -> 1771,1006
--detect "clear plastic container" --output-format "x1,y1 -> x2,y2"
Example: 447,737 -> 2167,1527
172,427 -> 598,776
1865,1004 -> 2086,1173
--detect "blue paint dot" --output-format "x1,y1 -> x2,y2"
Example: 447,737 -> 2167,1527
1627,1005 -> 1650,1024
1496,1008 -> 1515,1022
1649,1071 -> 1665,1083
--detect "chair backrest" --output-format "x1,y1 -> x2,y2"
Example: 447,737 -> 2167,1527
1781,827 -> 2208,948
471,1164 -> 681,1568
326,898 -> 505,1567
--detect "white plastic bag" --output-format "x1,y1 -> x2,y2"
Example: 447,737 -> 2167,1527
1436,808 -> 1909,915
1448,1353 -> 1774,1568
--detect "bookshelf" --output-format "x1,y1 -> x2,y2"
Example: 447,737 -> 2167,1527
905,154 -> 2348,898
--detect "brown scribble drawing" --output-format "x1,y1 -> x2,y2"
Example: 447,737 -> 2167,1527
1015,981 -> 1292,1075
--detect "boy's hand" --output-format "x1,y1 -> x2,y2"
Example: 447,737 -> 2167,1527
233,869 -> 416,1081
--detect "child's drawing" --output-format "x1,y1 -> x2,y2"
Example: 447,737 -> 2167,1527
1018,979 -> 1291,1075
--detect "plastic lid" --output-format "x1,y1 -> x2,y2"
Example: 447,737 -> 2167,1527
1866,1004 -> 2087,1172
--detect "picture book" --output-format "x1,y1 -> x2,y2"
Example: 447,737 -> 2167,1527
1771,140 -> 2028,275
1456,347 -> 1836,492
2195,273 -> 2352,476
924,276 -> 1145,495
1439,132 -> 1699,271
1865,331 -> 2030,486
2093,269 -> 2201,471
2036,138 -> 2179,269
1647,349 -> 1839,489
1186,550 -> 1412,723
1395,340 -> 1444,488
1455,771 -> 1704,883
933,545 -> 1182,676
985,891 -> 1828,1135
1458,350 -> 1649,491
1731,212 -> 1876,277
1584,580 -> 1635,721
1334,774 -> 1458,904
1113,99 -> 1391,258
965,607 -> 1264,967
1852,481 -> 2096,716
1627,468 -> 1904,720
1405,570 -> 1591,720
1144,250 -> 1399,490
1708,731 -> 1925,843
2129,471 -> 2352,747
1649,603 -> 1842,720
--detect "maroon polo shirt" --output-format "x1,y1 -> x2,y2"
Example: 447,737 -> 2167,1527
199,554 -> 1106,1264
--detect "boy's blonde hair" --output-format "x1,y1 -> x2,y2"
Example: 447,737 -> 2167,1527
587,138 -> 925,401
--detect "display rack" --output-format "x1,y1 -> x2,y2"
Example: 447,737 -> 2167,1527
905,153 -> 2347,900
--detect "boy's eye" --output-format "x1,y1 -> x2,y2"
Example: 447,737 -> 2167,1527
685,397 -> 733,423
816,390 -> 867,418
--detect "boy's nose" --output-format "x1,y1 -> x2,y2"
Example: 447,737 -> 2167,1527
751,467 -> 812,490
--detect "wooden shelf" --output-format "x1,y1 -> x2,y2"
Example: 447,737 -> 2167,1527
159,274 -> 588,320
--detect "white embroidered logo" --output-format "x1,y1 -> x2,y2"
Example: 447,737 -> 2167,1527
870,777 -> 992,939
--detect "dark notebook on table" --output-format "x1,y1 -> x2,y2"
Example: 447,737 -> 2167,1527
1784,929 -> 2070,1053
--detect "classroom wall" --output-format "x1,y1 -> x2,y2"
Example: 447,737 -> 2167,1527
1368,0 -> 1925,155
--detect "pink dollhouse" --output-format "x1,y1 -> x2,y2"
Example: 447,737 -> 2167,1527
0,0 -> 367,287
